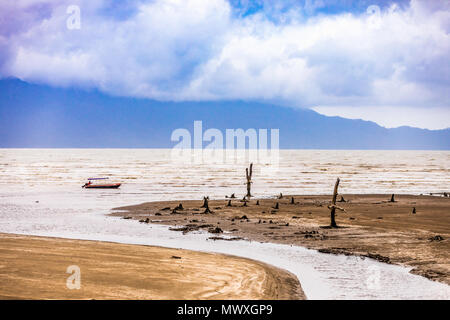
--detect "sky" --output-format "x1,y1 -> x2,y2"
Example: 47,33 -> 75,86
1,0 -> 449,129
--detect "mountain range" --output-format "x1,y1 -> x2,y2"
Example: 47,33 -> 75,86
0,78 -> 448,149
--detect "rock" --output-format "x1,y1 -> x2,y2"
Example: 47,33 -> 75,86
171,256 -> 182,259
123,216 -> 132,219
161,207 -> 171,211
208,227 -> 223,234
428,235 -> 444,242
155,212 -> 162,216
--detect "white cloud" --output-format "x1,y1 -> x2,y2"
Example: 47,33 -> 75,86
1,0 -> 449,129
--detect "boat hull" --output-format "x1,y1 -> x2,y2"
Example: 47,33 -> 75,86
83,183 -> 121,189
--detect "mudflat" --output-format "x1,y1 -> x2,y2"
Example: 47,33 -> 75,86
114,194 -> 450,284
0,233 -> 303,300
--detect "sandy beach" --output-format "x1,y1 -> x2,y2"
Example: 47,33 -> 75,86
0,233 -> 303,300
113,194 -> 450,285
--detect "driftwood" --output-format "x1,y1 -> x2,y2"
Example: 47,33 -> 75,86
245,163 -> 253,198
328,178 -> 346,228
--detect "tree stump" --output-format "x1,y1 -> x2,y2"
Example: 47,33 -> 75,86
328,178 -> 346,228
201,196 -> 209,208
246,163 -> 253,198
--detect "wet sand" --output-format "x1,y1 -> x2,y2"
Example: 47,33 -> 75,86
114,194 -> 450,285
0,233 -> 303,300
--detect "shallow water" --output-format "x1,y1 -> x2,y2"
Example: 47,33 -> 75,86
0,149 -> 449,299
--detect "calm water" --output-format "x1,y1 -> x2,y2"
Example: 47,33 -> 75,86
0,149 -> 449,299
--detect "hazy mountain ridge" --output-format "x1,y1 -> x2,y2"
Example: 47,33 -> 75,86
1,78 -> 448,149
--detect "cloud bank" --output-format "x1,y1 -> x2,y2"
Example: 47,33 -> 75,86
1,0 -> 449,128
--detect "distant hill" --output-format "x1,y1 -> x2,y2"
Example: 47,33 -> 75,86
0,78 -> 448,149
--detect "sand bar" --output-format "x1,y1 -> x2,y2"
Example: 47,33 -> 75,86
0,233 -> 303,300
114,194 -> 450,285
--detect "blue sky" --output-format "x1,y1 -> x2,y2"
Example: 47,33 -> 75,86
0,0 -> 449,129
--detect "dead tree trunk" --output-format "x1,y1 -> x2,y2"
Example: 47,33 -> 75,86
201,196 -> 209,208
328,178 -> 345,228
245,163 -> 253,198
202,197 -> 211,213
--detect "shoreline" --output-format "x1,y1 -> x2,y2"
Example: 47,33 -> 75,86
0,233 -> 304,300
113,194 -> 450,285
